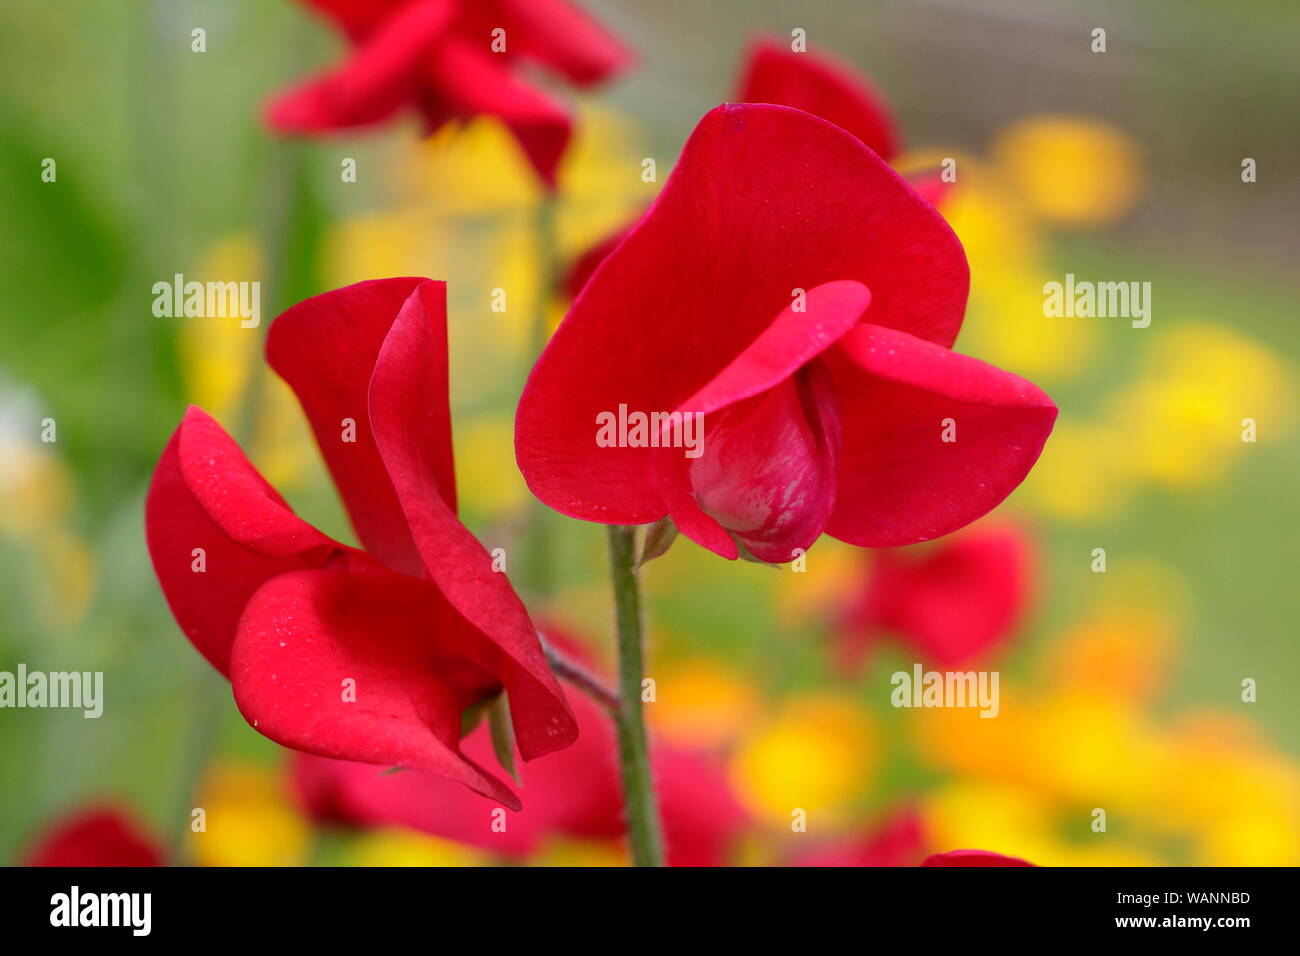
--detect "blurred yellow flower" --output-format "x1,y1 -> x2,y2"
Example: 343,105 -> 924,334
1020,418 -> 1135,520
731,694 -> 876,827
991,116 -> 1144,227
650,658 -> 761,749
345,828 -> 488,867
190,762 -> 310,867
452,415 -> 530,518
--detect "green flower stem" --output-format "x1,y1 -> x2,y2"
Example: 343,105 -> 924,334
606,524 -> 666,867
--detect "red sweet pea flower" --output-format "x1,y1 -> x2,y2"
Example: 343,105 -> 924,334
921,849 -> 1035,867
292,674 -> 747,866
266,0 -> 632,188
146,279 -> 577,809
837,523 -> 1033,669
519,104 -> 1056,563
24,806 -> 163,867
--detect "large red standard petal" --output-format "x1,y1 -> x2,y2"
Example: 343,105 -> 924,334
824,323 -> 1057,547
517,103 -> 967,524
369,281 -> 577,759
145,407 -> 344,676
231,568 -> 521,809
736,36 -> 900,161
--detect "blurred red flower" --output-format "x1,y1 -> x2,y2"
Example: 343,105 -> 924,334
292,636 -> 747,866
838,523 -> 1034,669
790,808 -> 929,867
266,0 -> 632,187
24,806 -> 162,867
520,103 -> 1055,563
146,279 -> 576,809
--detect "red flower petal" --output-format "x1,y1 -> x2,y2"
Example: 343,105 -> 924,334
517,103 -> 967,524
266,277 -> 429,578
500,0 -> 634,86
736,36 -> 899,160
421,35 -> 572,188
231,568 -> 521,809
368,280 -> 577,759
145,407 -> 342,676
824,323 -> 1057,547
921,849 -> 1035,867
291,680 -> 747,865
25,806 -> 163,867
266,0 -> 455,133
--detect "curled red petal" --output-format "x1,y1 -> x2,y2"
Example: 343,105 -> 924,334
266,277 -> 429,578
369,280 -> 577,760
824,323 -> 1057,547
145,407 -> 341,676
231,568 -> 521,809
736,36 -> 900,160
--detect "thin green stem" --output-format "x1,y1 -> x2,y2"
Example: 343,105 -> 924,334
606,524 -> 665,867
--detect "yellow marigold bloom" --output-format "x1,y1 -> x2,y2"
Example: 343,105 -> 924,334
189,762 -> 310,867
991,116 -> 1144,227
731,694 -> 876,827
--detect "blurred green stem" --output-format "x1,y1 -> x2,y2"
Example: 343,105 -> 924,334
521,192 -> 559,596
606,524 -> 666,867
